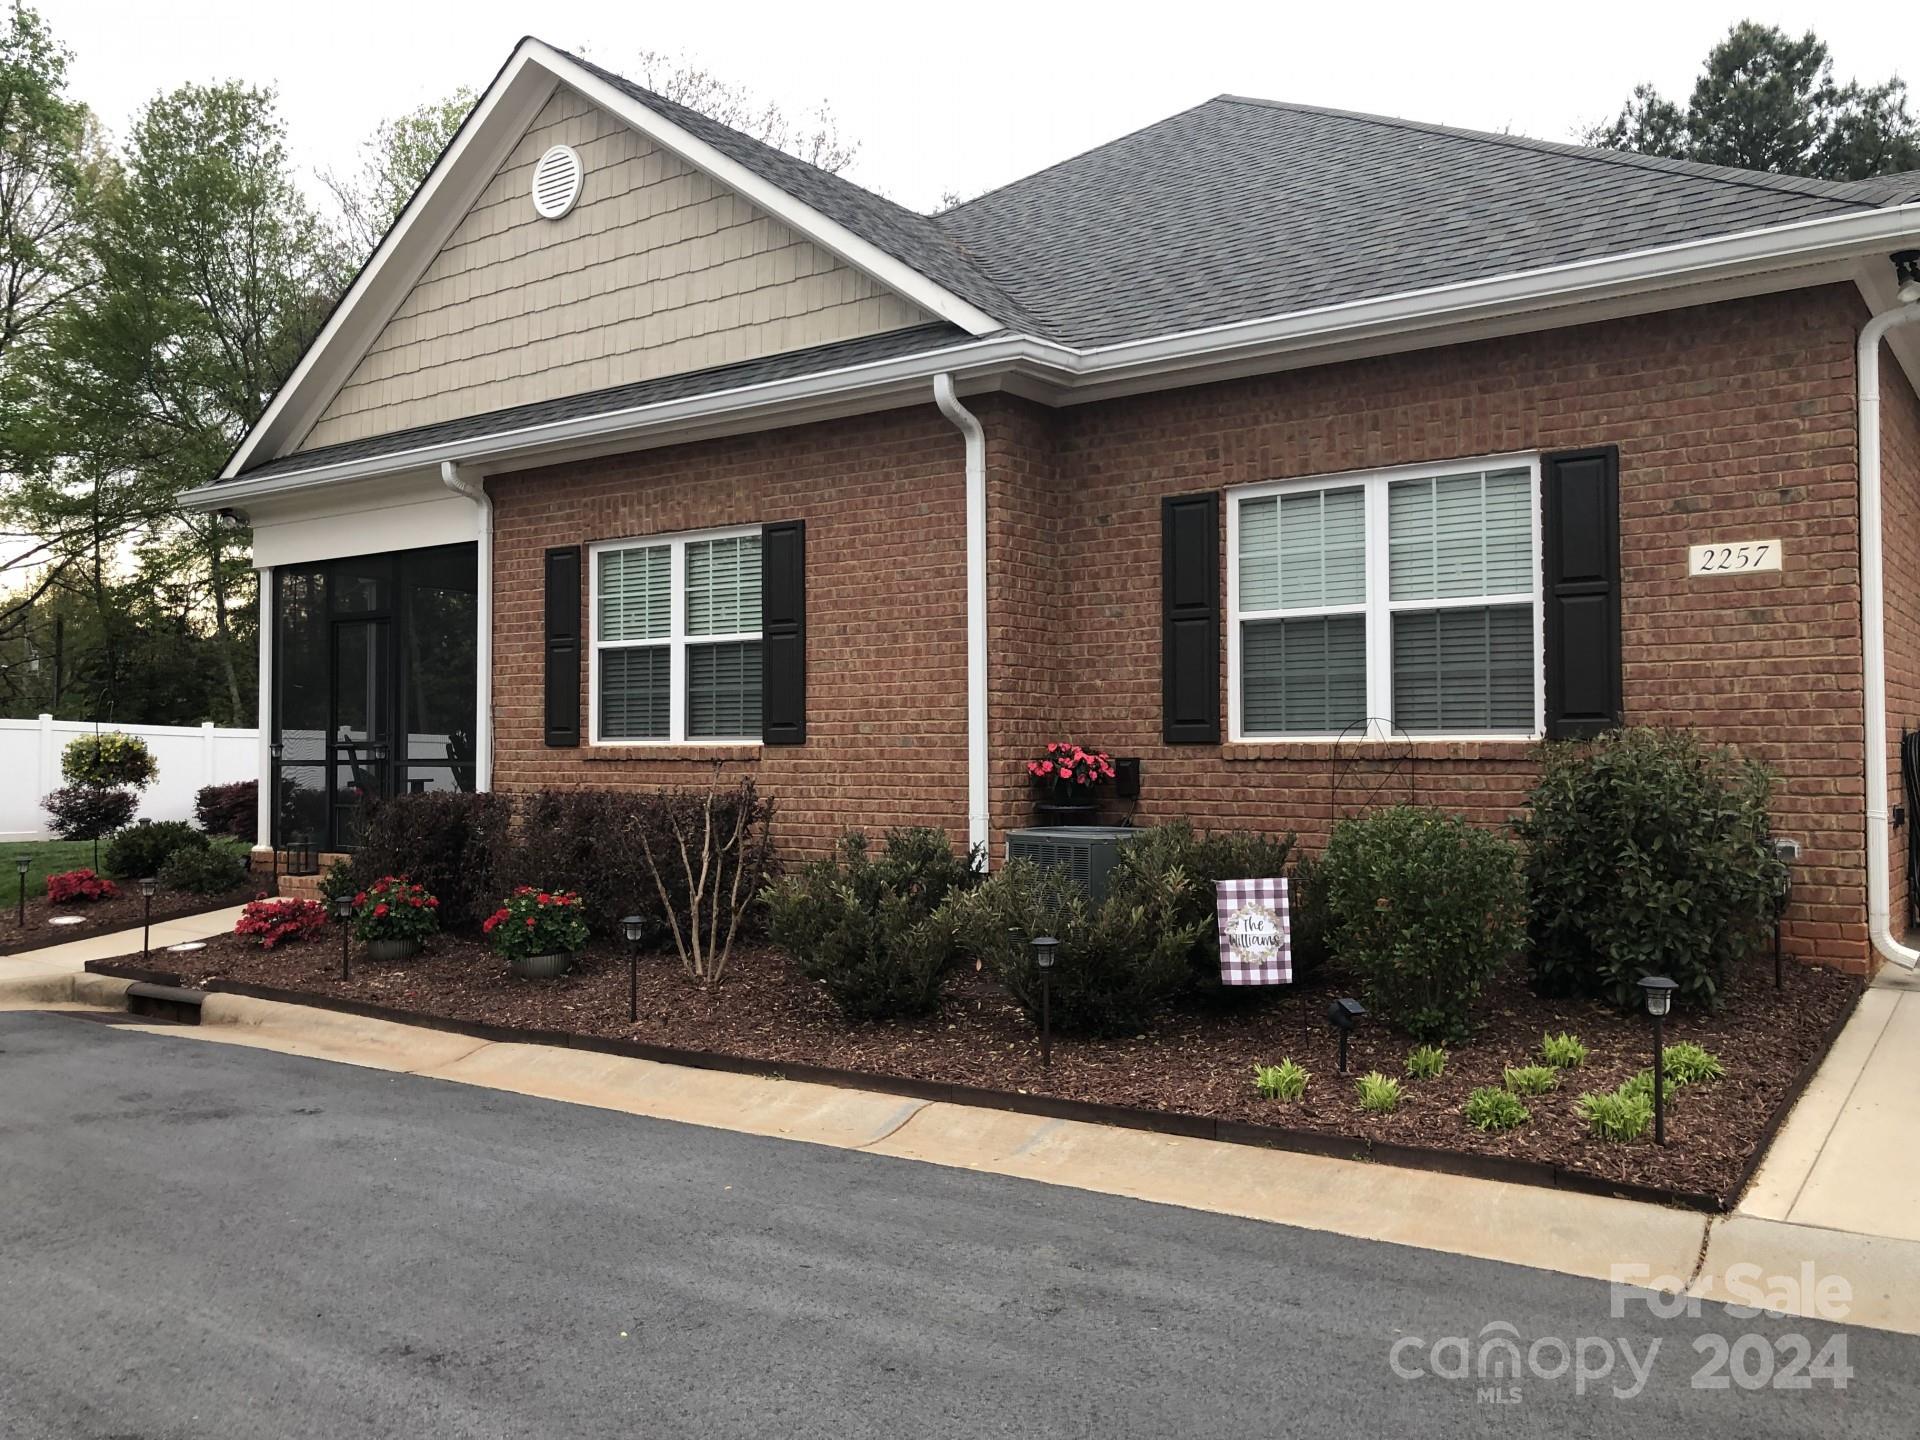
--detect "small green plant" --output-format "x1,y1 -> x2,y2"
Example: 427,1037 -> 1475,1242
1463,1086 -> 1530,1133
1540,1032 -> 1589,1069
1503,1063 -> 1560,1096
1253,1059 -> 1309,1101
318,857 -> 356,906
104,819 -> 205,880
1405,1045 -> 1447,1080
1354,1072 -> 1403,1113
1578,1087 -> 1654,1142
1663,1042 -> 1726,1085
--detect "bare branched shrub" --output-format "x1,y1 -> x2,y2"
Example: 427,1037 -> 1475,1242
634,775 -> 775,984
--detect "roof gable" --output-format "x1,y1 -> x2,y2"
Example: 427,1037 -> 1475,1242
299,84 -> 935,453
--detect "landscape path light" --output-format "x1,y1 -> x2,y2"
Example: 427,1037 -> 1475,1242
1031,935 -> 1058,1068
139,876 -> 157,959
621,914 -> 646,1022
1638,975 -> 1678,1146
1326,997 -> 1366,1073
14,853 -> 29,927
333,893 -> 355,980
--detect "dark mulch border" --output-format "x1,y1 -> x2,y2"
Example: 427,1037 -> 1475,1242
86,957 -> 1864,1213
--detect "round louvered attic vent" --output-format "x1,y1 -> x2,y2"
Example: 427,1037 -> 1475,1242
531,144 -> 583,220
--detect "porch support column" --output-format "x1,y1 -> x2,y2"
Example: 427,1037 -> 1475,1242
255,564 -> 273,852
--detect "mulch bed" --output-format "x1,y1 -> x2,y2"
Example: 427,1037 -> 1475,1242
0,881 -> 265,956
146,924 -> 1861,1205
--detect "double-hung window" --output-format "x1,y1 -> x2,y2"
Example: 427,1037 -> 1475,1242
1229,456 -> 1542,739
591,527 -> 762,743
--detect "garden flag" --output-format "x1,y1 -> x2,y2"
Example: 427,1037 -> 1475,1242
1215,877 -> 1291,985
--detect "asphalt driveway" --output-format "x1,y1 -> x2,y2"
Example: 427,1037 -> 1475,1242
0,1011 -> 1913,1438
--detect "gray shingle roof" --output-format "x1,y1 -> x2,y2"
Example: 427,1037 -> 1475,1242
239,323 -> 967,480
934,96 -> 1897,347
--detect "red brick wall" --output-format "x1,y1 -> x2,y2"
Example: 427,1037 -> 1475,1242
1009,286 -> 1869,971
486,284 -> 1883,972
488,405 -> 972,858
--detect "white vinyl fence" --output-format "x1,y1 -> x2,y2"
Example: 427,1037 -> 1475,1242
0,715 -> 259,841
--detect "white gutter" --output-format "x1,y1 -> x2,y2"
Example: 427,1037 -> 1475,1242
189,201 -> 1920,512
440,461 -> 494,791
1860,300 -> 1920,967
932,374 -> 989,860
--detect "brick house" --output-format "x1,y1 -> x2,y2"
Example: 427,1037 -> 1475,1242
188,37 -> 1920,975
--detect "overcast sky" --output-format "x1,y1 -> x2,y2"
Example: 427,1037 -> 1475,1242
31,1 -> 1916,213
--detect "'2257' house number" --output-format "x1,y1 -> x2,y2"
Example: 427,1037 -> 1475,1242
1688,540 -> 1783,576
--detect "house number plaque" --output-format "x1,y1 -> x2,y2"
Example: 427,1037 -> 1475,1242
1688,540 -> 1782,576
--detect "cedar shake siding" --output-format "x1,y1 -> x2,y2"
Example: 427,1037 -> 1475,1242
300,86 -> 932,452
487,283 -> 1885,973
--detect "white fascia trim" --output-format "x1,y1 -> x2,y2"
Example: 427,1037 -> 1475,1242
194,200 -> 1920,508
527,41 -> 1000,338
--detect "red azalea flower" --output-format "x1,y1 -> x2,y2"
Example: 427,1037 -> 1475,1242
373,902 -> 389,917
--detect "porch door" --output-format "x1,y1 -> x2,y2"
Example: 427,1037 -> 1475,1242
330,617 -> 393,850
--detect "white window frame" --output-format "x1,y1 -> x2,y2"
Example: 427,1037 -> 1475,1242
588,523 -> 763,746
1226,453 -> 1545,743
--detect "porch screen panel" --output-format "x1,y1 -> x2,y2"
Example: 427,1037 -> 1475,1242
274,566 -> 330,845
600,647 -> 670,740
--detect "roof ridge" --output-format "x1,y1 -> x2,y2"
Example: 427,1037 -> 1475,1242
1213,94 -> 1893,211
935,98 -> 1220,217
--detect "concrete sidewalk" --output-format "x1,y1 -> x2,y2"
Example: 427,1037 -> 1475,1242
9,924 -> 1920,1336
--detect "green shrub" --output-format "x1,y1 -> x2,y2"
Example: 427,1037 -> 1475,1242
43,785 -> 138,842
1503,1064 -> 1560,1096
157,843 -> 247,896
1253,1059 -> 1309,1101
353,792 -> 513,932
1320,805 -> 1526,1043
1517,727 -> 1786,1011
941,859 -> 1203,1036
765,828 -> 979,1021
1541,1032 -> 1589,1069
1405,1045 -> 1447,1080
1463,1087 -> 1530,1133
1354,1072 -> 1403,1113
1104,823 -> 1301,997
1578,1087 -> 1654,1142
1663,1042 -> 1726,1085
105,820 -> 205,880
61,732 -> 156,791
1288,851 -> 1333,979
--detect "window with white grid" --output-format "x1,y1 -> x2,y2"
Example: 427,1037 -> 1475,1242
591,527 -> 762,743
1228,458 -> 1542,740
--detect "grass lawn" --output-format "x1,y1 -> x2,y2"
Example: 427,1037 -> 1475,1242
0,836 -> 250,896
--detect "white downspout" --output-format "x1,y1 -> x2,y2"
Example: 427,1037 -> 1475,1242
932,374 -> 989,859
1859,299 -> 1920,967
440,461 -> 493,791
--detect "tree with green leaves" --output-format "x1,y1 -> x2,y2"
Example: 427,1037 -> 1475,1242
4,80 -> 343,724
321,87 -> 474,258
1588,22 -> 1920,179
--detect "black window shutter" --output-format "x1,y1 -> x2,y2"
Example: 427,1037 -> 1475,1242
1541,446 -> 1623,740
543,545 -> 582,747
761,520 -> 806,745
1162,492 -> 1221,744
